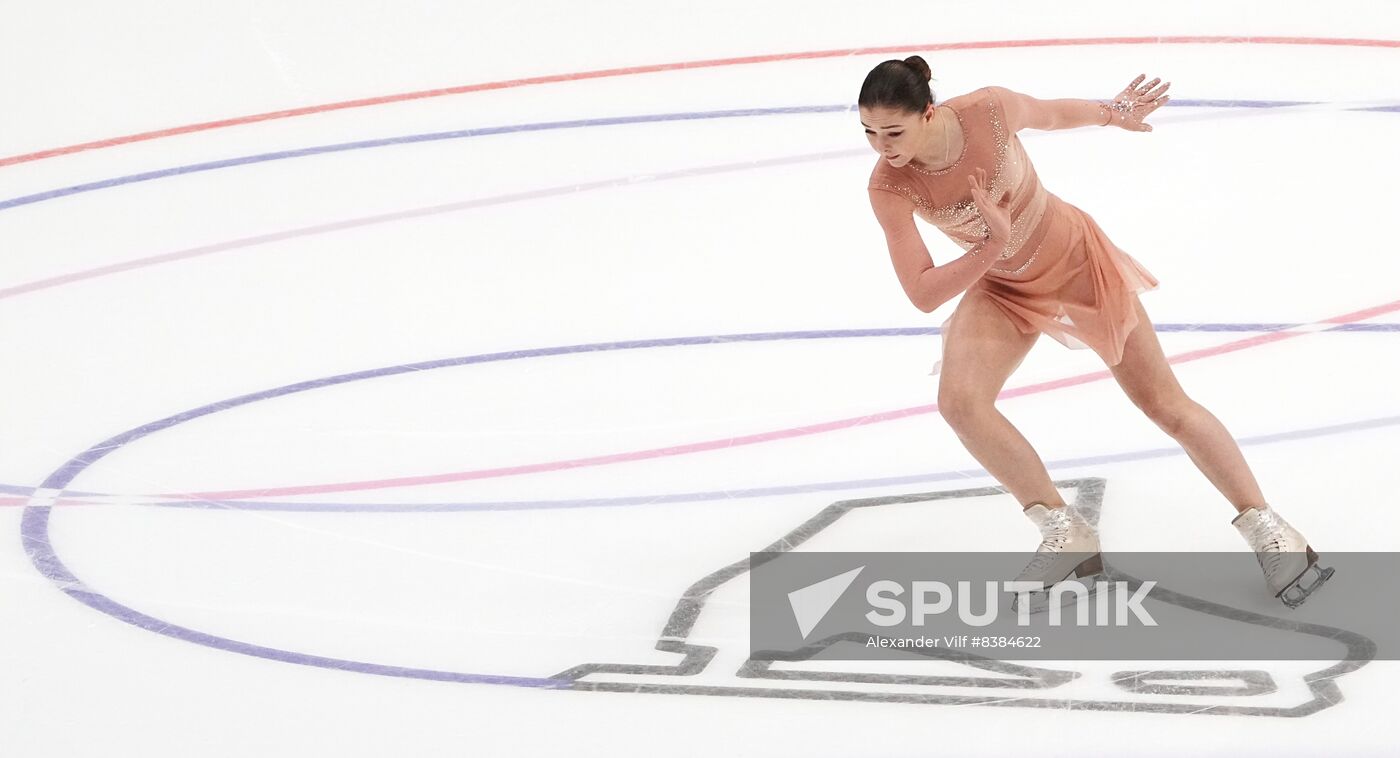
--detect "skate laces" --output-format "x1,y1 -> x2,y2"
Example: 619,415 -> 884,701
1037,510 -> 1074,552
1021,510 -> 1074,576
1245,511 -> 1287,576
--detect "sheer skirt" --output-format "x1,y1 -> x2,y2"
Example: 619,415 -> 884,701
931,198 -> 1159,375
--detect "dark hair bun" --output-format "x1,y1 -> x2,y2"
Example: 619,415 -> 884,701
902,55 -> 932,82
859,56 -> 936,113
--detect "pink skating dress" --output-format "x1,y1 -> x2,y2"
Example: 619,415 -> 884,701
868,86 -> 1159,373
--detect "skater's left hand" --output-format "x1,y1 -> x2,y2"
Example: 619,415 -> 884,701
968,167 -> 1012,246
1103,74 -> 1170,132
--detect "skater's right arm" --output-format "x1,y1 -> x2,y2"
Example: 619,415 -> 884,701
869,191 -> 1006,313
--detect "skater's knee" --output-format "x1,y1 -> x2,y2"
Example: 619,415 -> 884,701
1135,391 -> 1195,437
938,386 -> 994,432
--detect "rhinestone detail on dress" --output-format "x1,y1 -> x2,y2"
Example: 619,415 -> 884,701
869,90 -> 1046,277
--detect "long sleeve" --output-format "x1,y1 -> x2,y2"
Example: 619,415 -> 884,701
988,86 -> 1108,132
869,187 -> 1005,313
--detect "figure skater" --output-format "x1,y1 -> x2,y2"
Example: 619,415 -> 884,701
858,56 -> 1332,607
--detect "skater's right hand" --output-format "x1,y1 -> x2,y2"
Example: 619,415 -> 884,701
968,167 -> 1012,247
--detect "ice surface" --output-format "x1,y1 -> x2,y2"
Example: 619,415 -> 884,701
2,1 -> 1398,755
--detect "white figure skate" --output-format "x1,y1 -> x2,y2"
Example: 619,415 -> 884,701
1010,504 -> 1105,614
1232,505 -> 1334,608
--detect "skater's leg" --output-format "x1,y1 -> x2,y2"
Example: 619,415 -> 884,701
937,290 -> 1057,509
1109,298 -> 1331,605
939,292 -> 1099,607
1108,295 -> 1267,513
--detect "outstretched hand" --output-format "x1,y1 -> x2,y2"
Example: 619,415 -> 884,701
968,167 -> 1012,246
1104,74 -> 1170,132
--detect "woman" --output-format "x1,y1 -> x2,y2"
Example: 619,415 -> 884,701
859,56 -> 1332,608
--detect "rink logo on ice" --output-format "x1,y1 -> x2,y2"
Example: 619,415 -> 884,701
555,480 -> 1376,717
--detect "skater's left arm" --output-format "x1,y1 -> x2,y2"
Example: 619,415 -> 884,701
991,75 -> 1170,133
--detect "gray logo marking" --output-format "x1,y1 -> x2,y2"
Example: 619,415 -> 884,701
553,478 -> 1374,717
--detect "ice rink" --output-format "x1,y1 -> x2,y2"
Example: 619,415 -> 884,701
3,1 -> 1398,755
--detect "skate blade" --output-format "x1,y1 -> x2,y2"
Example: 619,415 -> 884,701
1010,573 -> 1109,615
1278,548 -> 1335,609
1010,553 -> 1106,615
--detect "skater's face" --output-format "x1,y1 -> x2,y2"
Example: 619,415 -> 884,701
860,103 -> 934,169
